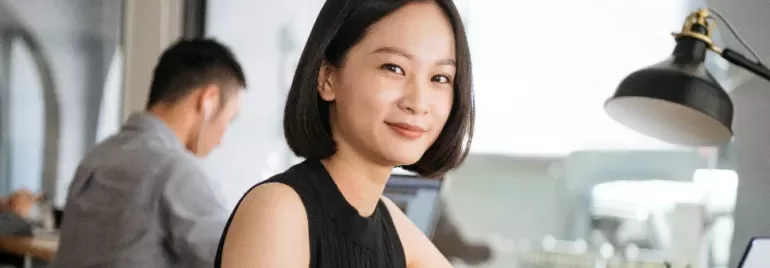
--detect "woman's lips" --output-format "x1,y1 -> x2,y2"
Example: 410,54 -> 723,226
386,122 -> 426,140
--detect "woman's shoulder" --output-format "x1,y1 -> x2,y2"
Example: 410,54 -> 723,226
240,182 -> 305,213
380,195 -> 454,267
225,161 -> 319,235
257,159 -> 322,185
219,180 -> 311,267
235,160 -> 321,214
251,160 -> 321,197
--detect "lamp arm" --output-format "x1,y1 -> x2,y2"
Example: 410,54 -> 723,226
681,8 -> 770,82
718,48 -> 770,82
707,8 -> 764,65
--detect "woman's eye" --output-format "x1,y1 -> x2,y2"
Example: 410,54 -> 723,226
381,64 -> 405,75
432,75 -> 451,84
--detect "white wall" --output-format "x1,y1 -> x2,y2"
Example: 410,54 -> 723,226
468,0 -> 717,156
729,76 -> 770,268
699,0 -> 770,266
204,0 -> 326,207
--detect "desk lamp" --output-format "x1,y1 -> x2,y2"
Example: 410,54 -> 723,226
605,8 -> 770,146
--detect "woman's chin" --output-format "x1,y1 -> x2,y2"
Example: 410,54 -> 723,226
390,155 -> 424,168
378,146 -> 428,168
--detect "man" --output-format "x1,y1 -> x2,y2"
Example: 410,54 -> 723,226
53,39 -> 246,268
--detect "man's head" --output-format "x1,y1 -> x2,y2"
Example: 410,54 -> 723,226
146,38 -> 246,157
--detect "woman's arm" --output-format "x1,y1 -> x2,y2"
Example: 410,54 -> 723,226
220,183 -> 310,268
381,197 -> 453,268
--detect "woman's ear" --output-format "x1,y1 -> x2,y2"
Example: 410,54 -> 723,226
317,60 -> 336,101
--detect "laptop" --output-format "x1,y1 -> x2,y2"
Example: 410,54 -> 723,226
737,237 -> 770,268
383,173 -> 443,238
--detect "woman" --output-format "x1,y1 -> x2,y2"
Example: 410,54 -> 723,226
216,0 -> 473,267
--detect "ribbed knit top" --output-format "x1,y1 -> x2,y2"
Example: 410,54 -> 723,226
214,160 -> 407,268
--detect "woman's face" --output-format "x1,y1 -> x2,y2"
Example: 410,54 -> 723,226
318,2 -> 456,166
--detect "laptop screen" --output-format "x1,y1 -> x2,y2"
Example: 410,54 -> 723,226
383,174 -> 443,238
738,237 -> 770,268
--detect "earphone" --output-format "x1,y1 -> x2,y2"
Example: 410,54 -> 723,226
203,99 -> 214,121
196,99 -> 214,157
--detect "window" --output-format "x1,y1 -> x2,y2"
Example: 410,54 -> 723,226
0,1 -> 123,207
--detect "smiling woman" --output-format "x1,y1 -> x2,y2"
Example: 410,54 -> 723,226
282,0 -> 473,178
215,0 -> 473,267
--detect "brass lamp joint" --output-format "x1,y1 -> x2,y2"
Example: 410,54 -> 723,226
672,8 -> 722,53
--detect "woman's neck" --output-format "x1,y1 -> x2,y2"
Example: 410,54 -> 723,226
321,151 -> 393,217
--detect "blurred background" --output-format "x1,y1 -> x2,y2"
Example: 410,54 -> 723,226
2,0 -> 770,267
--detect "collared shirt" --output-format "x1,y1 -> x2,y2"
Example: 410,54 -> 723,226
52,112 -> 229,268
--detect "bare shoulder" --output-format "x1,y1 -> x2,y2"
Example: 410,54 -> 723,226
381,196 -> 453,268
220,182 -> 309,267
380,196 -> 407,222
240,182 -> 304,209
227,182 -> 307,238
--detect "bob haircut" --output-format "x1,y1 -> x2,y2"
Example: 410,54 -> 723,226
283,0 -> 474,178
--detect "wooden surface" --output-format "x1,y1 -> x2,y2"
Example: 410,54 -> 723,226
0,235 -> 58,261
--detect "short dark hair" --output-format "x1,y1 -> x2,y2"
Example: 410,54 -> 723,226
283,0 -> 474,178
146,38 -> 246,108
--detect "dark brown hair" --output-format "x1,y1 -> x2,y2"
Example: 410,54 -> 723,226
283,0 -> 474,178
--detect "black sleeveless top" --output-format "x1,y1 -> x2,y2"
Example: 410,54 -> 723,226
214,160 -> 407,268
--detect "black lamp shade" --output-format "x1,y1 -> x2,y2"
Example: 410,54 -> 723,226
605,55 -> 734,146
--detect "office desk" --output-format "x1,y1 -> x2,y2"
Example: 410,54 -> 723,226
0,235 -> 58,262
